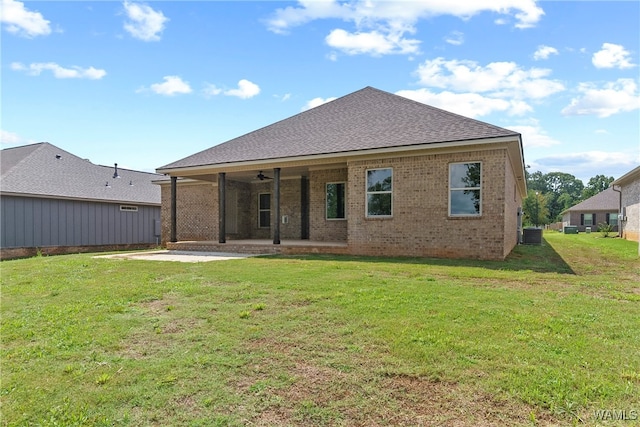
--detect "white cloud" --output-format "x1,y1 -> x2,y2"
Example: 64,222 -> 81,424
592,43 -> 636,69
506,122 -> 560,148
415,57 -> 565,100
149,76 -> 192,96
203,80 -> 261,99
11,62 -> 106,79
326,51 -> 339,61
202,83 -> 222,97
561,78 -> 640,118
533,150 -> 639,182
123,1 -> 168,42
267,0 -> 543,33
265,0 -> 543,56
533,45 -> 558,60
224,80 -> 261,99
302,96 -> 338,111
325,28 -> 420,56
1,0 -> 51,37
0,129 -> 28,146
265,0 -> 353,35
396,88 -> 531,118
444,31 -> 464,46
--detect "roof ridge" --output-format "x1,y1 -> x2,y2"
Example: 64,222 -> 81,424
1,142 -> 48,179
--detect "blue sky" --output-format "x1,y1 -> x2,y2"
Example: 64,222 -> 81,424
2,0 -> 639,184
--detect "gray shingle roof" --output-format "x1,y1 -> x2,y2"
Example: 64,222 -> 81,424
1,142 -> 161,205
158,86 -> 520,171
564,187 -> 619,213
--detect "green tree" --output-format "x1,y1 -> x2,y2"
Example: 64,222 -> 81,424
534,172 -> 584,222
582,175 -> 614,199
556,192 -> 576,215
526,169 -> 547,193
523,190 -> 549,227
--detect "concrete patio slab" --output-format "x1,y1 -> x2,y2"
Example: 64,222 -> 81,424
94,250 -> 257,263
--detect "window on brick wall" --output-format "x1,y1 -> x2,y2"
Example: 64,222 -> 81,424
608,213 -> 618,227
258,193 -> 271,228
366,168 -> 392,217
449,162 -> 482,216
326,182 -> 346,220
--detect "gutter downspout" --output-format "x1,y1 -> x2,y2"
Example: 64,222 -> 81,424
612,184 -> 622,237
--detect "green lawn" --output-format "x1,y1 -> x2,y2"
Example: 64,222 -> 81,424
2,232 -> 639,426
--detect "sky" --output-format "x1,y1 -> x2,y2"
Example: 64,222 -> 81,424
2,0 -> 639,184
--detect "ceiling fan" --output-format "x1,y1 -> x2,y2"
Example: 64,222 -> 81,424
256,171 -> 272,181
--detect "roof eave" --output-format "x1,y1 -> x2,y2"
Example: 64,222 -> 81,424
612,165 -> 640,186
156,135 -> 522,175
0,191 -> 161,206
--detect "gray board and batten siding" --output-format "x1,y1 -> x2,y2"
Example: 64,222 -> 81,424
1,196 -> 160,248
1,142 -> 162,255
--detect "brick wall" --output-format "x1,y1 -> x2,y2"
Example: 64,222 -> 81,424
245,178 -> 306,240
278,178 -> 303,240
160,145 -> 521,260
346,148 -> 512,260
160,181 -> 217,244
565,210 -> 620,233
503,157 -> 522,257
226,180 -> 251,239
161,178 -> 308,244
620,178 -> 640,242
309,168 -> 348,242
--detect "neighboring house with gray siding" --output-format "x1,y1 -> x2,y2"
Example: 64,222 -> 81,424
560,187 -> 620,233
1,142 -> 162,259
612,165 -> 640,243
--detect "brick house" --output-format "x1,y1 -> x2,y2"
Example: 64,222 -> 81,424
156,87 -> 527,260
612,165 -> 640,242
560,187 -> 620,233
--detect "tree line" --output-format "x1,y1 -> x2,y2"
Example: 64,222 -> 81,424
522,170 -> 614,227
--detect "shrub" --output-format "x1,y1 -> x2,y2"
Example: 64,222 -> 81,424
597,222 -> 614,237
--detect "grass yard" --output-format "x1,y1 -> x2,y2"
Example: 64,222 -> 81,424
1,232 -> 639,426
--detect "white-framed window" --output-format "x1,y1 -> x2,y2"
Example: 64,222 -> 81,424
583,213 -> 594,226
120,205 -> 138,212
609,213 -> 618,227
366,168 -> 392,217
326,182 -> 346,220
258,193 -> 271,228
449,162 -> 482,216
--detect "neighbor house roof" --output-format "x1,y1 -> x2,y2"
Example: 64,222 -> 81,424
562,187 -> 619,214
158,86 -> 522,172
1,142 -> 161,205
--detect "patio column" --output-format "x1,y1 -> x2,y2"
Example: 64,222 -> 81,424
273,167 -> 281,245
170,176 -> 177,242
218,172 -> 226,243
